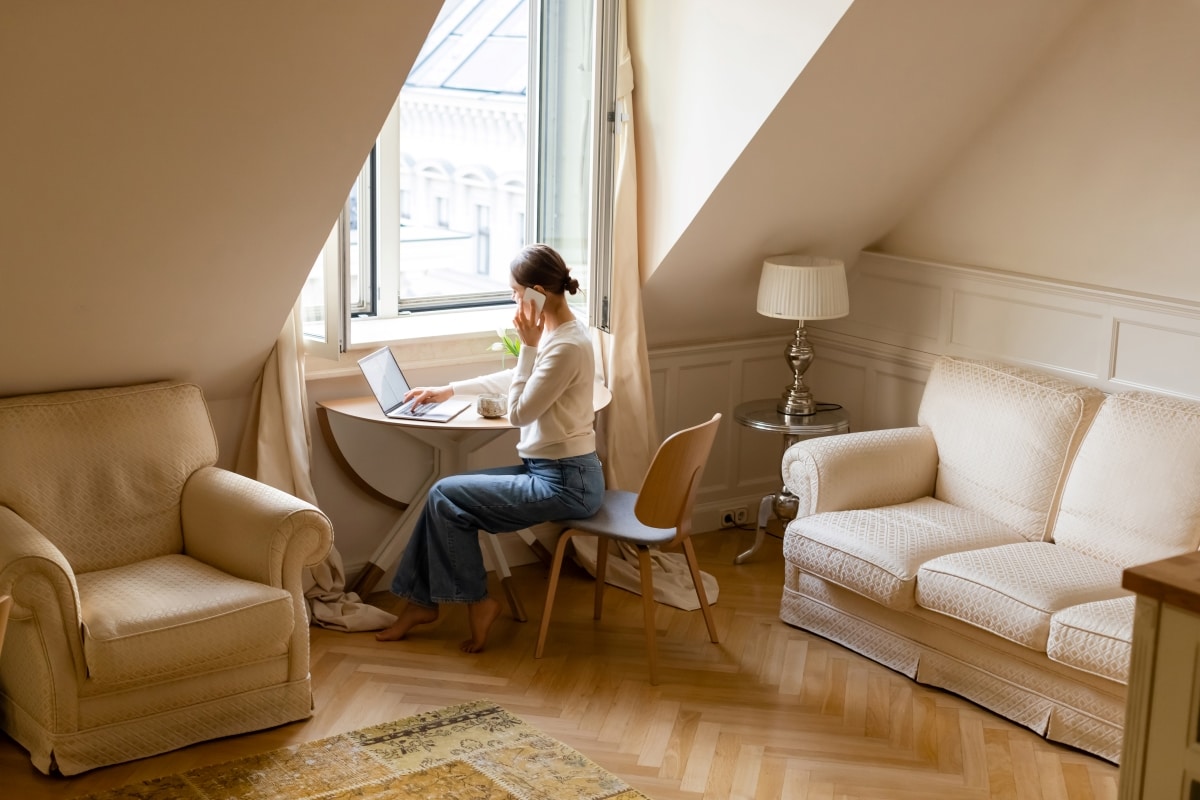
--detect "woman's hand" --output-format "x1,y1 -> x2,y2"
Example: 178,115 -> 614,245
513,293 -> 545,349
404,385 -> 452,406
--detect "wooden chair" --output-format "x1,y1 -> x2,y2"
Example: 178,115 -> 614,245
0,595 -> 10,659
535,413 -> 722,684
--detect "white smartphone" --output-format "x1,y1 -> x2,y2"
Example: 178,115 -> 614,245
523,286 -> 546,316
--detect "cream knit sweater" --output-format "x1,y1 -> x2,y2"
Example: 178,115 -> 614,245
450,318 -> 597,460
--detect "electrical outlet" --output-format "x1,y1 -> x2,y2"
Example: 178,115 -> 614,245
719,507 -> 750,528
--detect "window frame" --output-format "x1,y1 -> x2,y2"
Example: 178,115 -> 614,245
303,0 -> 618,356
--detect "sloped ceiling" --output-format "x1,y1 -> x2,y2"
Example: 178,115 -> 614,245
878,0 -> 1200,303
630,0 -> 1094,348
0,0 -> 442,401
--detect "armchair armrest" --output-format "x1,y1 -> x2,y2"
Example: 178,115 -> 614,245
180,467 -> 333,589
782,426 -> 938,518
0,505 -> 87,683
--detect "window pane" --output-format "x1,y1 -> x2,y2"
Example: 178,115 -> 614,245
392,0 -> 529,311
300,228 -> 333,342
535,0 -> 596,308
300,212 -> 344,358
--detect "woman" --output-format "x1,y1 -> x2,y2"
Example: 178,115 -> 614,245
376,243 -> 604,653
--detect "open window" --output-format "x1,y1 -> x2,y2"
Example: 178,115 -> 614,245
301,0 -> 618,356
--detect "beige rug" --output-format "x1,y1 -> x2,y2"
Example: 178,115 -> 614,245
80,700 -> 651,800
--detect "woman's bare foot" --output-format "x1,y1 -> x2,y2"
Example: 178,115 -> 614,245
375,603 -> 439,642
460,597 -> 503,653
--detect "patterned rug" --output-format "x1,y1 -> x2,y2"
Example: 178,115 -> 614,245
80,700 -> 651,800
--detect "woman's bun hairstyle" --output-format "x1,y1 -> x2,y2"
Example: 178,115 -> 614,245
510,243 -> 579,295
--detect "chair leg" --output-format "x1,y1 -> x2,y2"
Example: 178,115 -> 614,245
535,528 -> 577,659
682,538 -> 719,643
637,546 -> 659,685
593,537 -> 609,621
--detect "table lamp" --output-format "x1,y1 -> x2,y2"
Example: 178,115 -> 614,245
756,255 -> 849,416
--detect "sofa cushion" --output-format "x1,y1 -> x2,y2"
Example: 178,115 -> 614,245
785,497 -> 1026,609
1046,595 -> 1135,683
1052,391 -> 1200,568
916,357 -> 1103,542
77,554 -> 293,686
915,542 -> 1126,651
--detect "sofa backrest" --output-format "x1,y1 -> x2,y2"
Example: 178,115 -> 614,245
0,381 -> 218,573
917,357 -> 1104,541
1052,390 -> 1200,567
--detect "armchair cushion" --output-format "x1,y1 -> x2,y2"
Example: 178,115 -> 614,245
915,542 -> 1127,650
0,382 -> 218,573
785,497 -> 1024,609
77,554 -> 293,686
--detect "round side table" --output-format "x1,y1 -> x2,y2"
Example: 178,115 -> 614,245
733,399 -> 850,564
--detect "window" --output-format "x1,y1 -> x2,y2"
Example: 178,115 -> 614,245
302,0 -> 617,356
474,204 -> 491,275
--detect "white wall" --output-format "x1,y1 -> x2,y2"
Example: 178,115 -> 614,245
879,0 -> 1200,303
628,0 -> 852,279
0,1 -> 441,419
630,0 -> 1092,350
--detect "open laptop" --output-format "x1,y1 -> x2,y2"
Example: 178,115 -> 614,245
357,347 -> 471,423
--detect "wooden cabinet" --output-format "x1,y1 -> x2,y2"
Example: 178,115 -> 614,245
1120,551 -> 1200,799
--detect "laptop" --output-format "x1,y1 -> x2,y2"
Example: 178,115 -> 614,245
356,347 -> 471,423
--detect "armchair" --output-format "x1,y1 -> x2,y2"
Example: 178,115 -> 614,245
0,381 -> 333,775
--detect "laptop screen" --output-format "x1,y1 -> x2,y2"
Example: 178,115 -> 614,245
358,348 -> 410,414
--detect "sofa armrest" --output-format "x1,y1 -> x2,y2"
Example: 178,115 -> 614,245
0,505 -> 87,684
180,467 -> 334,590
782,426 -> 938,518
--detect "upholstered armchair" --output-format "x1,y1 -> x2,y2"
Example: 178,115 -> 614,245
0,381 -> 333,775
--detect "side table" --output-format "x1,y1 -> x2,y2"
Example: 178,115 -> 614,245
733,399 -> 850,564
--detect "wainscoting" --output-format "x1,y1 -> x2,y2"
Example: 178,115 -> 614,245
671,251 -> 1200,534
321,250 -> 1200,577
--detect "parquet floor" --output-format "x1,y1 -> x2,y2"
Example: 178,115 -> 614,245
2,528 -> 1119,799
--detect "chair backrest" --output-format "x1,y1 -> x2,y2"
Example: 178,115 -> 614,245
634,413 -> 721,544
0,595 -> 10,660
0,381 -> 218,573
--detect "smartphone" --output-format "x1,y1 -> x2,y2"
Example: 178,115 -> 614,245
523,286 -> 546,316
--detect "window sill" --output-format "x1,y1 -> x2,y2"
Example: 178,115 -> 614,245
306,306 -> 514,380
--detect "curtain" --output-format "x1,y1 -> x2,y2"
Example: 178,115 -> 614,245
237,308 -> 397,632
579,0 -> 718,610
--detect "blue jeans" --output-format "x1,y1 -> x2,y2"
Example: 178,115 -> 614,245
390,452 -> 605,607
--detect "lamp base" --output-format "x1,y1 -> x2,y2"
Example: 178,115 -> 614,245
777,394 -> 817,417
777,322 -> 817,416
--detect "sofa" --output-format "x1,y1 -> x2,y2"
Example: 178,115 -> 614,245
0,381 -> 334,775
778,355 -> 1200,762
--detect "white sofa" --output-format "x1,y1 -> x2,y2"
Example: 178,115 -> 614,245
778,356 -> 1200,762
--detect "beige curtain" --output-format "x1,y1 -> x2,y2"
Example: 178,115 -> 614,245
237,309 -> 397,632
579,0 -> 718,610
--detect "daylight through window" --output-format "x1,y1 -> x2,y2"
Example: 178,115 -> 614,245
302,0 -> 616,354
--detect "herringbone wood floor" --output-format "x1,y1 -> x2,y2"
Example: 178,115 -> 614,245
2,529 -> 1119,799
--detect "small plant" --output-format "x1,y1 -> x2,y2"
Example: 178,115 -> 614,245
490,328 -> 520,368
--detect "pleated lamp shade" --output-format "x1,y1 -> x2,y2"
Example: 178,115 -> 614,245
756,255 -> 849,322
